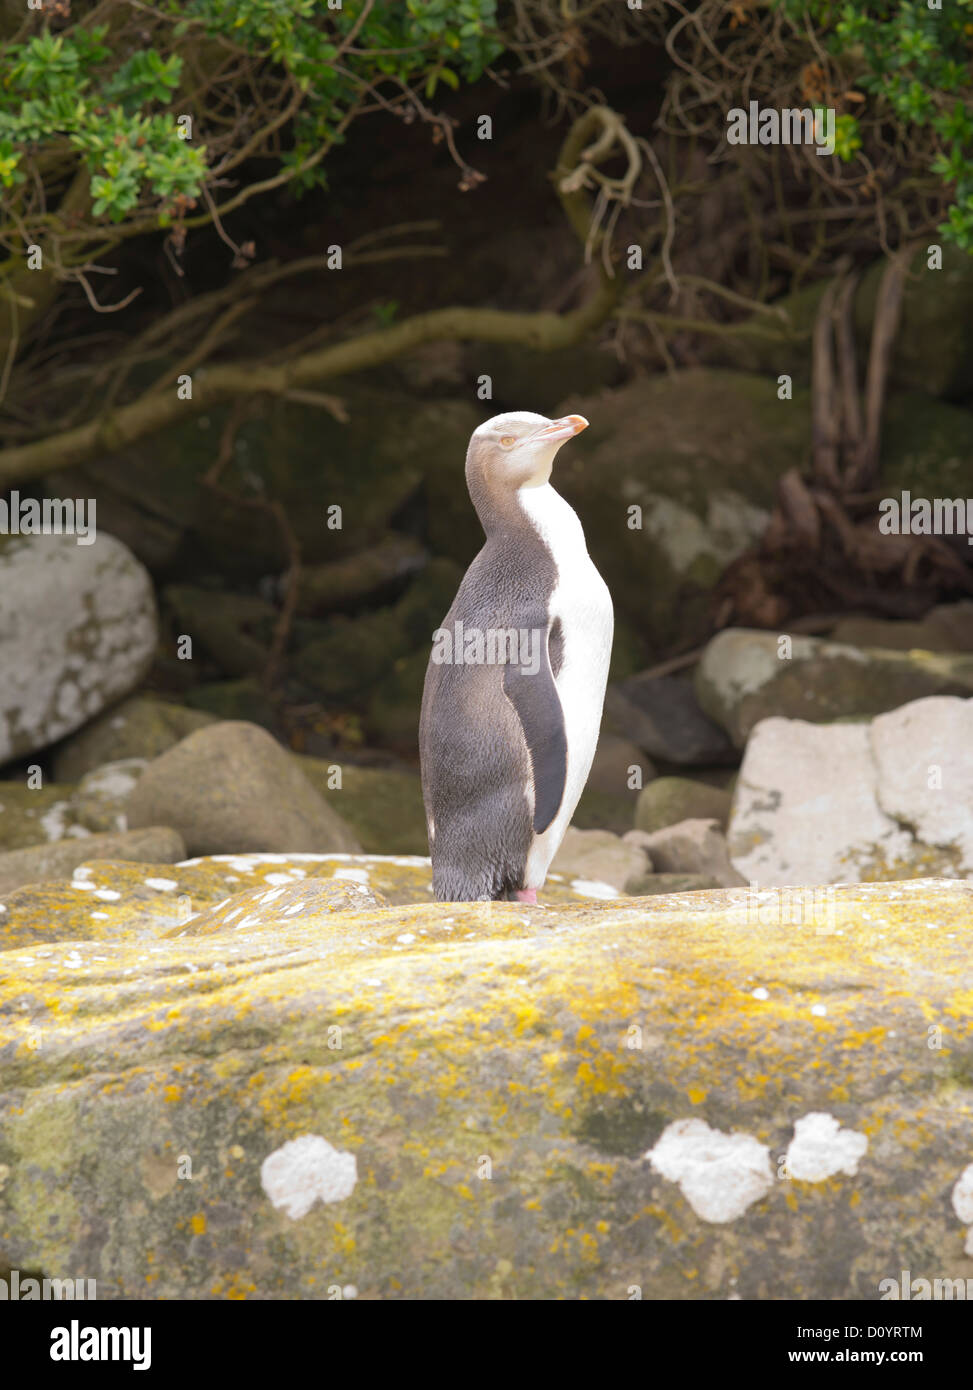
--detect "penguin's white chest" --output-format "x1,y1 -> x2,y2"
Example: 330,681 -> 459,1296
517,485 -> 613,885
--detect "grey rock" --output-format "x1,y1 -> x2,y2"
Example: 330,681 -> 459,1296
126,721 -> 361,856
0,534 -> 157,766
550,827 -> 649,894
638,818 -> 746,887
607,672 -> 736,765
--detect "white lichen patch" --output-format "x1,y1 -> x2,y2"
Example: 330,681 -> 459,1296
639,491 -> 768,576
569,878 -> 618,900
951,1162 -> 973,1255
39,800 -> 86,843
646,1118 -> 773,1223
785,1112 -> 868,1181
260,1134 -> 358,1219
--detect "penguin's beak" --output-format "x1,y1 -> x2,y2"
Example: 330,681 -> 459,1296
533,414 -> 588,444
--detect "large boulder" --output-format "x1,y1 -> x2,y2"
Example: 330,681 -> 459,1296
126,722 -> 362,856
0,875 -> 970,1297
548,370 -> 808,649
728,697 -> 973,886
0,534 -> 157,767
696,629 -> 973,748
51,695 -> 216,783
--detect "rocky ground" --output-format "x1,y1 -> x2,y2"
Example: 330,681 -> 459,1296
0,575 -> 971,1295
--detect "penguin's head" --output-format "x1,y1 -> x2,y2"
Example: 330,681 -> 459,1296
468,411 -> 588,491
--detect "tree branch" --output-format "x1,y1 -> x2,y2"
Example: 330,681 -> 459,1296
0,277 -> 620,487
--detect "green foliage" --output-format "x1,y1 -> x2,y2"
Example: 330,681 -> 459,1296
0,0 -> 502,221
775,0 -> 973,249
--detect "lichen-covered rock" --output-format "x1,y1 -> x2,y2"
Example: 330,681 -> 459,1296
0,876 -> 970,1298
0,852 -> 624,950
176,878 -> 390,936
51,694 -> 216,783
728,697 -> 973,886
126,722 -> 361,856
71,759 -> 147,834
0,534 -> 157,766
696,628 -> 973,748
0,826 -> 185,899
635,777 -> 732,834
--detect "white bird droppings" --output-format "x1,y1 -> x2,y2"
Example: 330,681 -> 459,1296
260,1134 -> 358,1219
396,933 -> 416,945
785,1112 -> 868,1181
751,987 -> 770,1001
144,877 -> 179,892
646,1118 -> 773,1223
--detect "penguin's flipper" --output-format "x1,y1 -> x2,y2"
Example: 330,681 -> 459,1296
502,626 -> 567,835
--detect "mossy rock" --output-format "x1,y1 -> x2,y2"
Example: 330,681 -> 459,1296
696,629 -> 973,748
708,245 -> 973,401
51,695 -> 216,783
0,782 -> 83,851
635,778 -> 732,834
296,758 -> 428,856
551,371 -> 810,650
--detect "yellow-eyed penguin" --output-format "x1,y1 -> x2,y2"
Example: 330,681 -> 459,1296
419,411 -> 613,901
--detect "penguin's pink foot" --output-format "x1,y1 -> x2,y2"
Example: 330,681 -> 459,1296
515,888 -> 538,904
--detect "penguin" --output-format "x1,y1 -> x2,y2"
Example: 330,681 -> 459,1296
419,410 -> 613,902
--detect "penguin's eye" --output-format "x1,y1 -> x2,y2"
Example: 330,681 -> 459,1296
499,435 -> 517,448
